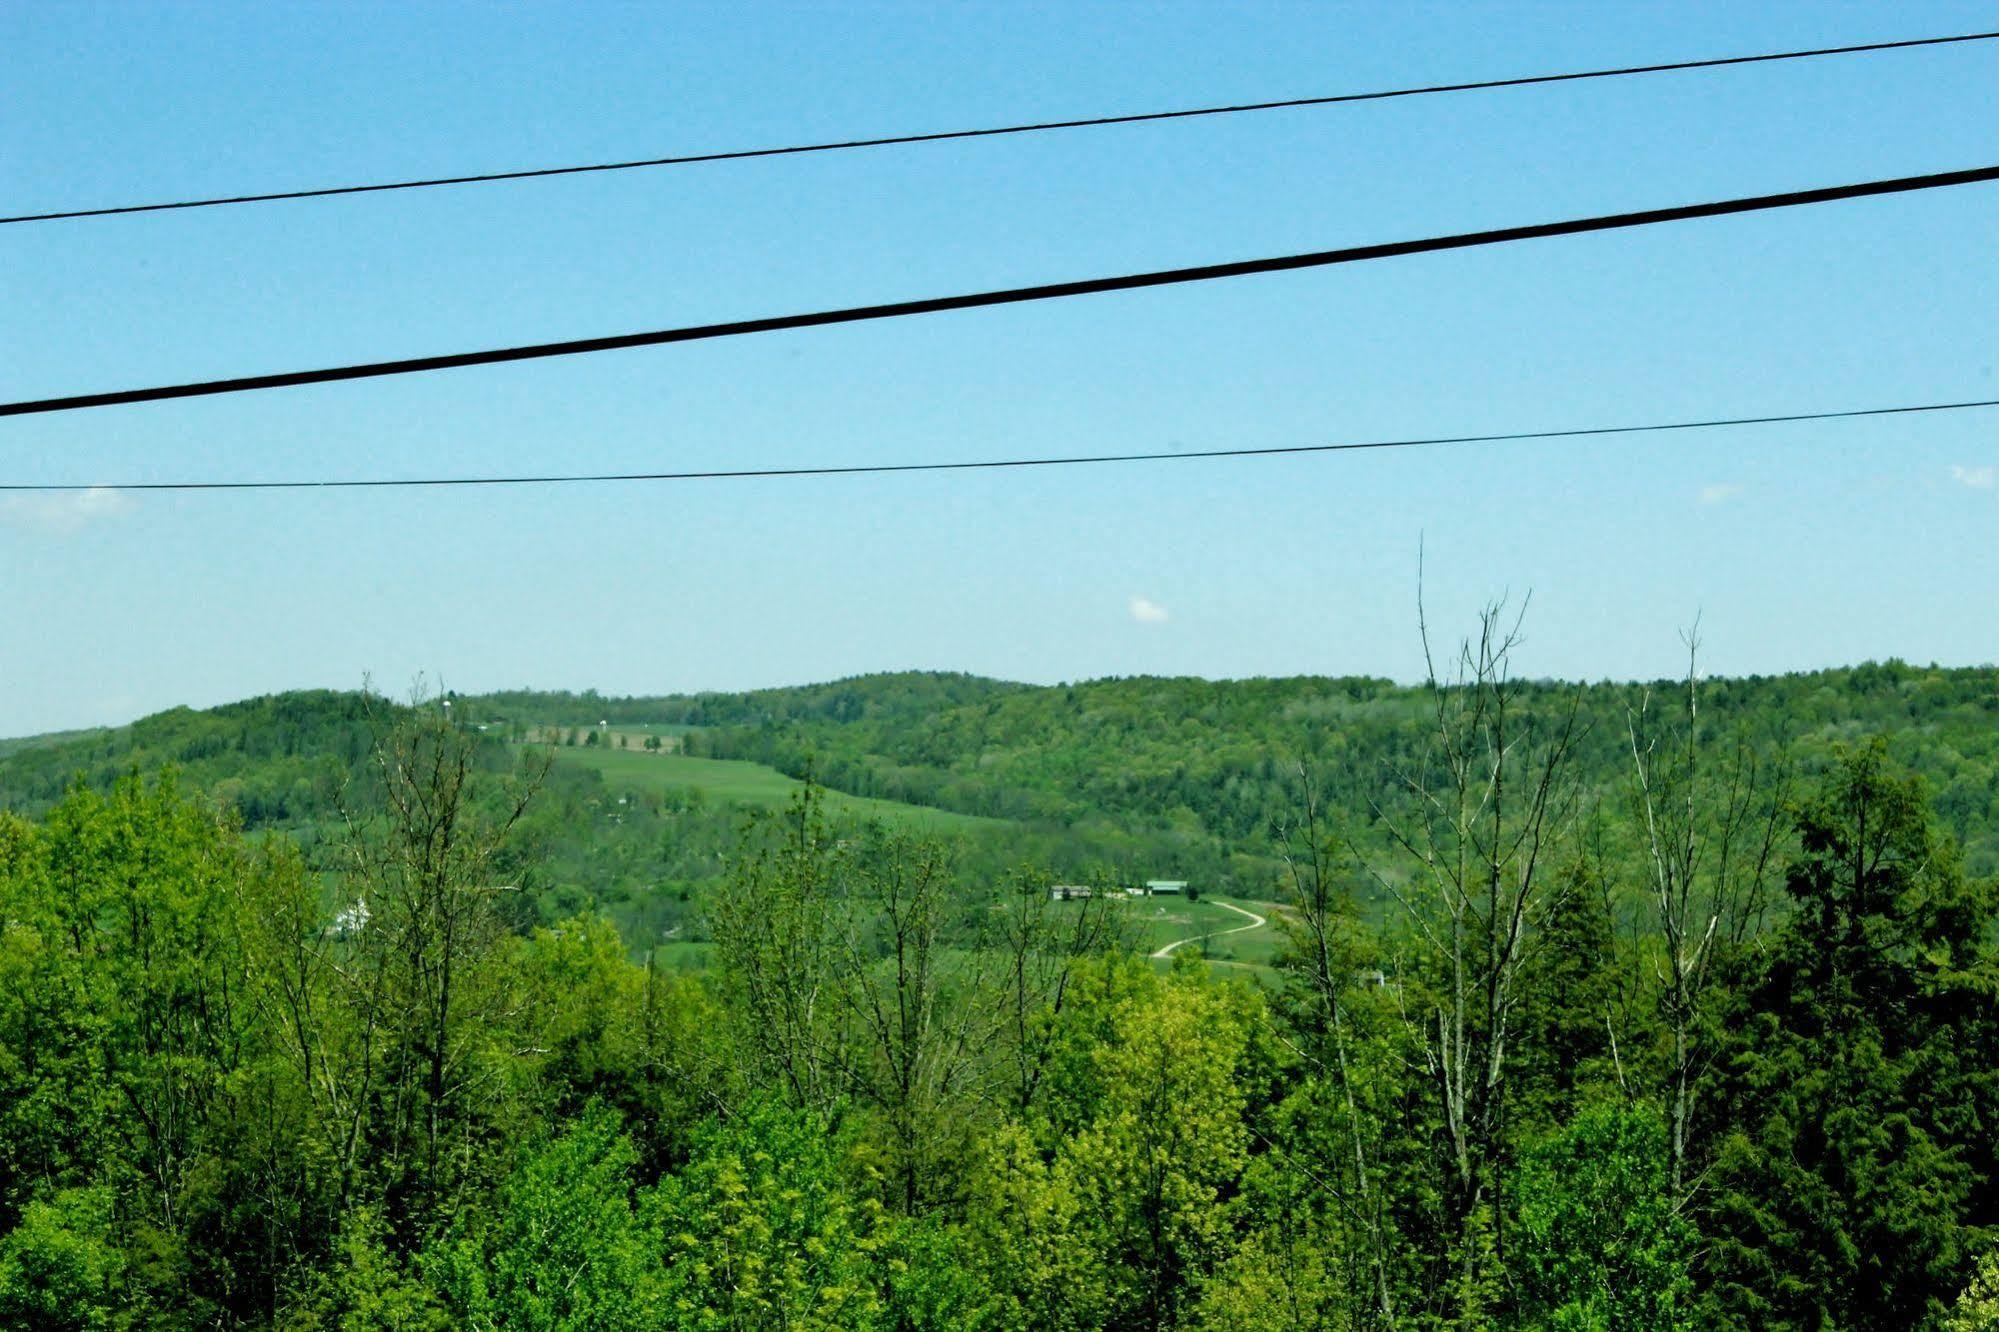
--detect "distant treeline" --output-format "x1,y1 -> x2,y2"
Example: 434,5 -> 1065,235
465,671 -> 1028,730
468,662 -> 1999,881
8,662 -> 1996,923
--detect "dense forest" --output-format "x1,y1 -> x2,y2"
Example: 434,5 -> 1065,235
3,635 -> 1998,1328
674,661 -> 1999,879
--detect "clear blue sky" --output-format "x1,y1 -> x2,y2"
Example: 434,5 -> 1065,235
3,1 -> 1996,736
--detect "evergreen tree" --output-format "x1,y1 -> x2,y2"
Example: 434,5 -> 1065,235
1701,744 -> 1999,1329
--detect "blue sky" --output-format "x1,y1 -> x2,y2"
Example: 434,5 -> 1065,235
3,1 -> 1996,735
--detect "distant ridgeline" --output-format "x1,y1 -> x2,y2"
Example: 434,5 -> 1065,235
0,690 -> 387,825
3,663 -> 1995,911
469,671 -> 1031,730
500,663 -> 1999,878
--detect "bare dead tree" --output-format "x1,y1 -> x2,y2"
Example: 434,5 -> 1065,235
1272,756 -> 1399,1330
1372,594 -> 1585,1306
1626,626 -> 1784,1202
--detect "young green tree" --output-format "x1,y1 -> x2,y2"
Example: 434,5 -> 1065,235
709,791 -> 1006,1207
328,696 -> 546,1234
970,958 -> 1277,1332
0,772 -> 348,1322
990,870 -> 1128,1117
651,1102 -> 885,1331
826,822 -> 995,1212
1510,1104 -> 1693,1330
1508,855 -> 1623,1137
0,1187 -> 126,1331
428,1106 -> 662,1329
1946,1250 -> 1999,1332
705,790 -> 850,1116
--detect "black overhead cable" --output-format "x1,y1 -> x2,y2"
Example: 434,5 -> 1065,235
7,395 -> 1995,493
5,29 -> 1997,227
5,161 -> 1997,420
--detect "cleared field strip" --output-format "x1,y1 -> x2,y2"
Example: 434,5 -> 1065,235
1128,896 -> 1287,966
541,745 -> 1008,833
1150,899 -> 1269,960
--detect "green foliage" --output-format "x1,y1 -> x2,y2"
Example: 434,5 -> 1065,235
1702,744 -> 1999,1330
428,1107 -> 661,1329
966,959 -> 1277,1331
0,691 -> 382,827
1508,861 -> 1621,1137
651,1103 -> 885,1331
1510,1105 -> 1693,1330
680,666 -> 1999,884
11,662 -> 1999,958
3,667 -> 1999,1330
1946,1250 -> 1999,1331
294,1208 -> 446,1331
1184,1225 -> 1350,1332
0,1187 -> 126,1331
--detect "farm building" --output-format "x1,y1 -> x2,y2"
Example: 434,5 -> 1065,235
1049,884 -> 1096,901
324,897 -> 370,940
1145,880 -> 1188,896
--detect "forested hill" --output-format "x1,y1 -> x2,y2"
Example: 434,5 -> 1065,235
0,690 -> 386,825
669,662 -> 1999,876
5,662 -> 1997,886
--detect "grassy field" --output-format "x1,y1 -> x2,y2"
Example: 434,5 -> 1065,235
1109,895 -> 1292,970
649,940 -> 718,972
653,895 -> 1290,985
540,745 -> 1007,834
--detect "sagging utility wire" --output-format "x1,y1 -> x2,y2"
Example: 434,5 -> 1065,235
6,29 -> 1996,227
6,161 -> 1997,419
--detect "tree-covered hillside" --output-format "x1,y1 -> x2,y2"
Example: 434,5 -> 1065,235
3,652 -> 1997,1328
0,690 -> 380,823
11,663 -> 1995,922
467,671 -> 1027,730
623,662 -> 1999,878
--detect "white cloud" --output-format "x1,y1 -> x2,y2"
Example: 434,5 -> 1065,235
0,487 -> 134,533
1129,596 -> 1169,624
1698,483 -> 1742,505
1949,464 -> 1996,490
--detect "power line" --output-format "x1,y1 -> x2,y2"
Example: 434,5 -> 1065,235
5,161 -> 1996,420
6,30 -> 1996,227
7,395 -> 1994,493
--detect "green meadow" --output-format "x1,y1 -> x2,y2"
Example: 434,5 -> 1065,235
539,744 -> 1008,834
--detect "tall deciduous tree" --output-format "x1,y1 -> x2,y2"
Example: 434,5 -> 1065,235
1626,633 -> 1784,1201
330,694 -> 545,1234
1375,599 -> 1584,1312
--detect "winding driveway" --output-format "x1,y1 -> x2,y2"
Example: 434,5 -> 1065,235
1149,898 -> 1269,960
